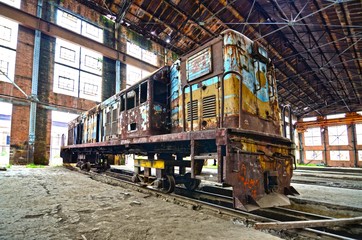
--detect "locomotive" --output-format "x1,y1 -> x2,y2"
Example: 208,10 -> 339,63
61,29 -> 298,211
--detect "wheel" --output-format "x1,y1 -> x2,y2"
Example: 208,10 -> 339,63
131,174 -> 140,183
184,179 -> 201,191
84,162 -> 91,172
183,172 -> 201,191
162,175 -> 175,193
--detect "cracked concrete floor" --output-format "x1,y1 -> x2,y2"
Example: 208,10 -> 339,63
0,166 -> 282,240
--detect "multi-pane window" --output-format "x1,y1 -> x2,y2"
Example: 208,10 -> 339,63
54,11 -> 103,102
54,63 -> 79,97
56,9 -> 103,43
126,42 -> 157,66
304,127 -> 322,146
355,124 -> 362,145
330,150 -> 349,161
126,42 -> 157,88
126,65 -> 149,88
305,150 -> 323,161
328,125 -> 348,146
0,6 -> 19,83
54,40 -> 102,101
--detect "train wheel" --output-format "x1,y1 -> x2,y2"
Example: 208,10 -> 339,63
84,162 -> 91,172
183,173 -> 201,191
162,175 -> 175,193
131,174 -> 140,183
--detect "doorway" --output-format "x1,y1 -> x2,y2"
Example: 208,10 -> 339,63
0,102 -> 12,166
50,111 -> 78,166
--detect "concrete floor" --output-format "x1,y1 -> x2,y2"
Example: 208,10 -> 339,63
0,166 -> 282,240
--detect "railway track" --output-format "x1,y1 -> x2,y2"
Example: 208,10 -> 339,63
67,165 -> 362,240
292,168 -> 362,190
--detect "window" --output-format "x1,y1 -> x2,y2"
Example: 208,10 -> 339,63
81,48 -> 102,75
0,44 -> 17,83
53,64 -> 79,97
126,42 -> 157,88
305,151 -> 323,161
126,65 -> 149,88
0,15 -> 18,83
126,90 -> 137,110
326,113 -> 345,119
82,21 -> 103,42
358,151 -> 362,161
0,25 -> 11,42
328,125 -> 348,146
153,81 -> 167,105
79,72 -> 101,101
330,150 -> 349,161
304,127 -> 321,146
303,117 -> 317,122
140,82 -> 148,104
0,0 -> 21,8
355,124 -> 362,145
55,39 -> 80,68
53,39 -> 102,102
56,9 -> 103,43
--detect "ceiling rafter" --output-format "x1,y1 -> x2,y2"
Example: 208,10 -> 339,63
74,0 -> 362,118
270,1 -> 351,111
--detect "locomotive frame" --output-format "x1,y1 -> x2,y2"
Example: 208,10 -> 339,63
61,30 -> 298,211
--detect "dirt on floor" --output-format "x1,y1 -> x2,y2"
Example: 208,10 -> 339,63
0,166 -> 282,240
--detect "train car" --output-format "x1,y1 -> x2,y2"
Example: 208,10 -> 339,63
61,29 -> 298,211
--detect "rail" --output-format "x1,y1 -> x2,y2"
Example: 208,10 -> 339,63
66,165 -> 362,240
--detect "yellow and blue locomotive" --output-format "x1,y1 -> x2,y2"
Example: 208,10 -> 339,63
61,29 -> 297,211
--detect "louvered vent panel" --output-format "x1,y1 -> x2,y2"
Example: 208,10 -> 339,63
187,100 -> 198,121
202,95 -> 216,118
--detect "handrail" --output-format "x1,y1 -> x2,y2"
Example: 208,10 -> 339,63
281,105 -> 293,141
182,84 -> 195,131
221,70 -> 243,128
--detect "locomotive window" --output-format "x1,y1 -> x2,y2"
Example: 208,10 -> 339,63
140,82 -> 148,104
126,89 -> 139,110
128,123 -> 137,131
112,103 -> 118,122
126,91 -> 135,110
120,95 -> 125,111
153,81 -> 167,105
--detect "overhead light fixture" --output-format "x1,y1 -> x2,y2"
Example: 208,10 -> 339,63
166,38 -> 170,43
151,31 -> 156,35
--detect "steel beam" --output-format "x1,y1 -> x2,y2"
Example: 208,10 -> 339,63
0,2 -> 158,73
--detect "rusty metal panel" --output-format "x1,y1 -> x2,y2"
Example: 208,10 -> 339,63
222,128 -> 294,210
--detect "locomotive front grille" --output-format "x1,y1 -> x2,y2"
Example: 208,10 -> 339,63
187,100 -> 198,121
202,95 -> 216,118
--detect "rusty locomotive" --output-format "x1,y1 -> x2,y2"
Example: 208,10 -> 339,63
61,29 -> 298,211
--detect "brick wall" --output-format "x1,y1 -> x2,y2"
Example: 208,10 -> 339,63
0,0 -> 173,165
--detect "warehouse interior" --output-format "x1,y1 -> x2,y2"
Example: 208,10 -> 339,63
0,0 -> 362,168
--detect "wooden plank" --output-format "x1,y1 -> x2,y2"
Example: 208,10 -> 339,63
254,216 -> 362,230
